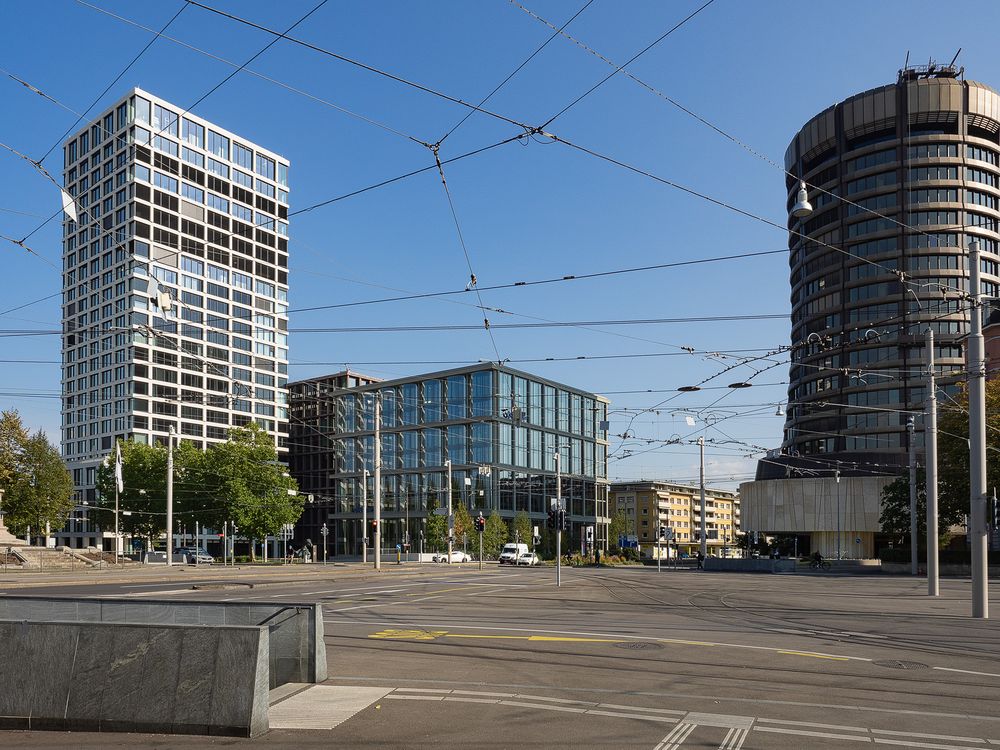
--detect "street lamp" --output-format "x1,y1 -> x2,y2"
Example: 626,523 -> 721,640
444,459 -> 453,564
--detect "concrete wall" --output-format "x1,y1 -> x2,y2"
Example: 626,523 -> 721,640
0,620 -> 269,736
739,476 -> 892,558
0,597 -> 326,688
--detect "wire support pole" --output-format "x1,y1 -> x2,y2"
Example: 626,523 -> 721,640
925,328 -> 939,596
968,239 -> 989,619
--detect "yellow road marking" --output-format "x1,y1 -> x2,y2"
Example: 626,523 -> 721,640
369,629 -> 448,640
659,639 -> 717,647
778,650 -> 850,660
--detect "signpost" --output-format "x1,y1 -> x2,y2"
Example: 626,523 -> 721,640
320,523 -> 329,565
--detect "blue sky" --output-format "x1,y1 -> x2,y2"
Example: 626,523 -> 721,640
0,0 -> 996,488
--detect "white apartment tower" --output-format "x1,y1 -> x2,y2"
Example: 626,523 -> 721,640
60,88 -> 290,548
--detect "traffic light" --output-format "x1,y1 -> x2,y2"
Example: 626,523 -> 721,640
546,508 -> 557,530
371,519 -> 379,533
474,515 -> 486,533
558,509 -> 568,532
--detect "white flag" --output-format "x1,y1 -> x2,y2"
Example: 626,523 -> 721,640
114,441 -> 124,494
60,188 -> 78,222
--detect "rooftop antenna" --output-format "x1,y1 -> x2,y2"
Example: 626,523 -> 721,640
949,48 -> 961,68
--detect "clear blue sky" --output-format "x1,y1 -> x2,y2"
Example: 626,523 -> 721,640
0,0 -> 996,488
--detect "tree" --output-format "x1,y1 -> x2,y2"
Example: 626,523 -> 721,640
879,469 -> 962,549
453,501 -> 473,551
95,439 -> 204,547
608,508 -> 627,551
482,510 -> 508,559
936,378 -> 1000,522
512,510 -> 532,547
425,497 -> 447,552
205,424 -> 300,560
3,427 -> 73,540
0,410 -> 29,491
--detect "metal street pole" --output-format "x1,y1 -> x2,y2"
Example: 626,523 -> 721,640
195,521 -> 199,567
926,327 -> 939,596
374,395 -> 382,571
657,528 -> 661,573
907,417 -> 918,575
166,426 -> 175,567
835,462 -> 842,560
556,451 -> 562,588
322,523 -> 328,564
362,468 -> 368,564
698,437 -> 707,560
968,239 -> 989,619
446,459 -> 453,565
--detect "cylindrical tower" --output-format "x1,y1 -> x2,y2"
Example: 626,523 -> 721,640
764,65 -> 1000,479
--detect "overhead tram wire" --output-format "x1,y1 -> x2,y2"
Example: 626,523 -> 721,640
436,0 -> 594,146
6,0 -> 329,258
286,248 -> 788,313
37,3 -> 188,165
537,0 -> 717,130
183,0 -> 535,136
509,0 -> 940,243
1,2 -> 332,341
79,1 -> 430,147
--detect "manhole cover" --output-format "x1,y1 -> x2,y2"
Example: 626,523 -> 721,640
872,659 -> 928,670
614,642 -> 662,650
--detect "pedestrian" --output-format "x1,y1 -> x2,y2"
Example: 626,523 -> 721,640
696,551 -> 704,570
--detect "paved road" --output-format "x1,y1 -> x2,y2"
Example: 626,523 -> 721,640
2,564 -> 999,748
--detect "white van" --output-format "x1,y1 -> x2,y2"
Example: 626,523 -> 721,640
499,543 -> 529,565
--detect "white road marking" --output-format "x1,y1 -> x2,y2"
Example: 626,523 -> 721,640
754,726 -> 872,742
655,722 -> 696,750
268,685 -> 390,730
872,728 -> 987,742
873,739 -> 989,750
934,666 -> 1000,679
683,712 -> 753,729
756,717 -> 868,733
719,727 -> 750,750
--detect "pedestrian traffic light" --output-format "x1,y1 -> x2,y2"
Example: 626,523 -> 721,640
546,508 -> 557,530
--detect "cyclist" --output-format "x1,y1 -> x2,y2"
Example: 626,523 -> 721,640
811,551 -> 824,568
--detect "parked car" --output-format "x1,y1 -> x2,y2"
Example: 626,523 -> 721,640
174,547 -> 214,564
432,550 -> 471,563
499,543 -> 529,565
515,552 -> 539,566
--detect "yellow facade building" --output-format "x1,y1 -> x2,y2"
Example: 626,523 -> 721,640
609,481 -> 740,557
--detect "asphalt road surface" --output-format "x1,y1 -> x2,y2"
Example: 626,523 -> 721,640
2,563 -> 999,749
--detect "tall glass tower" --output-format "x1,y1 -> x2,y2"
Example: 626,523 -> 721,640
59,89 -> 290,549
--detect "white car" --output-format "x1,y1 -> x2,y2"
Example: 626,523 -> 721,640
432,550 -> 471,563
499,543 -> 529,565
515,552 -> 540,566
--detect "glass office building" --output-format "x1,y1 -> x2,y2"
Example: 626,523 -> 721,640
288,364 -> 610,556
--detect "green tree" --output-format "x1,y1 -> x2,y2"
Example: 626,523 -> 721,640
95,439 -> 205,548
936,379 -> 1000,521
3,428 -> 73,540
879,469 -> 962,549
482,510 -> 508,559
205,424 -> 300,559
512,510 -> 532,547
0,410 -> 29,491
425,497 -> 447,552
453,501 -> 473,551
608,508 -> 627,551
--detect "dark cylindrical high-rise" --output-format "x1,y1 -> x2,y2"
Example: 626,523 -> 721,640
742,64 -> 1000,558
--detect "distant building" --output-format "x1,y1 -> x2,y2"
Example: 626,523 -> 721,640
743,64 -> 1000,557
288,364 -> 610,556
609,481 -> 739,557
986,308 -> 1000,380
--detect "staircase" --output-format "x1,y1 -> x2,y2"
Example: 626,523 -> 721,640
9,547 -> 105,570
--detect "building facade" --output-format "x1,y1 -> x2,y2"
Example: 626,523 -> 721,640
60,88 -> 290,548
609,481 -> 740,557
743,65 -> 1000,556
288,364 -> 610,556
